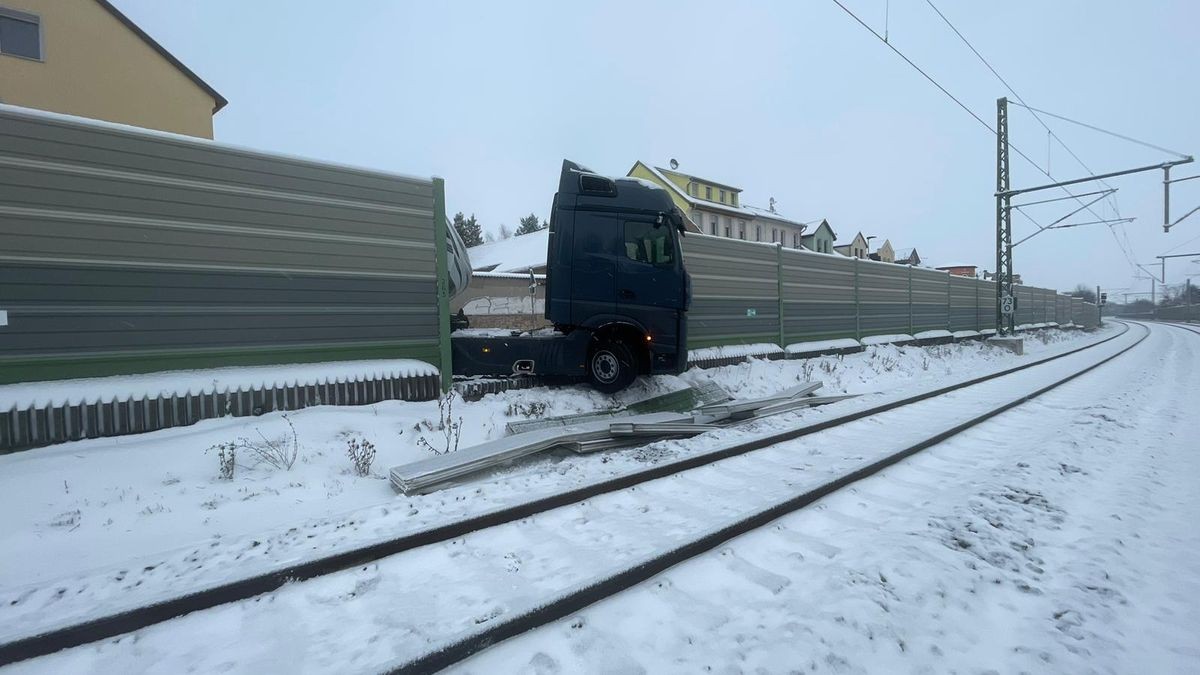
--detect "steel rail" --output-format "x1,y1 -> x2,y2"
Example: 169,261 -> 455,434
1156,320 -> 1200,336
0,324 -> 1135,667
389,321 -> 1150,673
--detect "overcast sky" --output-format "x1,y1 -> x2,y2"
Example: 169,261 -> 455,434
118,0 -> 1200,296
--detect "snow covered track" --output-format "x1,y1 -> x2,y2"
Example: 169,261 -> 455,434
0,325 -> 1143,669
455,320 -> 1200,673
384,323 -> 1151,674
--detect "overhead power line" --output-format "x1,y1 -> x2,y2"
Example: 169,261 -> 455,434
829,0 -> 996,136
919,0 -> 1152,273
922,0 -> 1122,210
828,0 -> 1055,228
1008,102 -> 1190,159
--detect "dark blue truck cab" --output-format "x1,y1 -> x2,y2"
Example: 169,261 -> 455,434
451,160 -> 691,392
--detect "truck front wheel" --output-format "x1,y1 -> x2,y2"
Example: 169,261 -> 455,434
588,340 -> 637,394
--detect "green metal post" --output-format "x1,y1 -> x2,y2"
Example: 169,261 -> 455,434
431,178 -> 453,393
853,257 -> 861,340
776,243 -> 785,348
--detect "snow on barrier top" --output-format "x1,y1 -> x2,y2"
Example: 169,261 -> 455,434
860,334 -> 916,346
785,338 -> 863,355
687,343 -> 783,363
0,359 -> 438,410
913,330 -> 953,340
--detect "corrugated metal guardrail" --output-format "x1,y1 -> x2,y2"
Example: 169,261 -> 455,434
1,373 -> 440,452
683,233 -> 1095,349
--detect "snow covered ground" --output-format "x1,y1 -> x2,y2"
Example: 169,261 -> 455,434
453,321 -> 1200,674
4,324 -> 1180,667
0,327 -> 1113,655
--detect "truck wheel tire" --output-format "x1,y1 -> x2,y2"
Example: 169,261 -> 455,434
588,341 -> 637,394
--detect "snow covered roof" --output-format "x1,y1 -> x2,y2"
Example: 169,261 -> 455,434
465,228 -> 549,273
934,262 -> 977,269
636,164 -> 756,219
801,219 -> 838,240
740,204 -> 808,231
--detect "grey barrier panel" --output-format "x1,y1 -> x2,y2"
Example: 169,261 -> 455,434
1015,285 -> 1034,326
977,279 -> 998,331
681,234 -> 780,349
0,105 -> 442,385
949,275 -> 978,331
781,248 -> 856,341
1157,305 -> 1200,321
911,267 -> 950,333
856,260 -> 911,338
1071,297 -> 1084,325
1079,302 -> 1099,328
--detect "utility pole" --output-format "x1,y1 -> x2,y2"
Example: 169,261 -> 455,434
995,98 -> 1014,335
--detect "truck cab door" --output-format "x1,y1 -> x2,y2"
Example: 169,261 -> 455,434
569,209 -> 618,324
616,216 -> 684,321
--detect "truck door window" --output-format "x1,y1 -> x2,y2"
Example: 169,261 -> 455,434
624,221 -> 675,267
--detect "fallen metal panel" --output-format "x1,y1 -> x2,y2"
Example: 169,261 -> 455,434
697,381 -> 822,417
505,381 -> 730,435
390,412 -> 689,494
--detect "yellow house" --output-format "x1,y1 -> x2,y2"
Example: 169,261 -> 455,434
628,160 -> 810,247
0,0 -> 225,138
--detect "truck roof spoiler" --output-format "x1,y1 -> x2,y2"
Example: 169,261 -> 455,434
559,159 -> 607,195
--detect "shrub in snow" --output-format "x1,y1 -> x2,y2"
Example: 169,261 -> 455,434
246,414 -> 301,470
505,400 -> 548,418
205,414 -> 302,478
801,360 -> 816,382
417,391 -> 463,456
207,441 -> 237,480
346,437 -> 377,477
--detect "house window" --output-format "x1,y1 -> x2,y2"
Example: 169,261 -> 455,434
705,186 -> 713,200
0,7 -> 41,60
688,182 -> 697,196
737,220 -> 746,240
719,189 -> 726,203
623,221 -> 674,267
794,233 -> 800,248
755,224 -> 762,241
771,228 -> 777,243
709,215 -> 718,235
730,193 -> 737,207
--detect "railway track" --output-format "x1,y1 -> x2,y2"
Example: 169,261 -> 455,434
1158,319 -> 1200,336
0,323 -> 1144,669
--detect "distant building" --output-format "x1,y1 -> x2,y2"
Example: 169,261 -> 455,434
869,239 -> 895,263
936,263 -> 978,278
834,232 -> 870,259
893,247 -> 921,266
0,0 -> 226,138
742,203 -> 809,248
626,161 -> 809,247
800,219 -> 837,254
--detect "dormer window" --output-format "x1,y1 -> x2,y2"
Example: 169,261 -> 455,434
705,186 -> 712,200
719,189 -> 726,203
